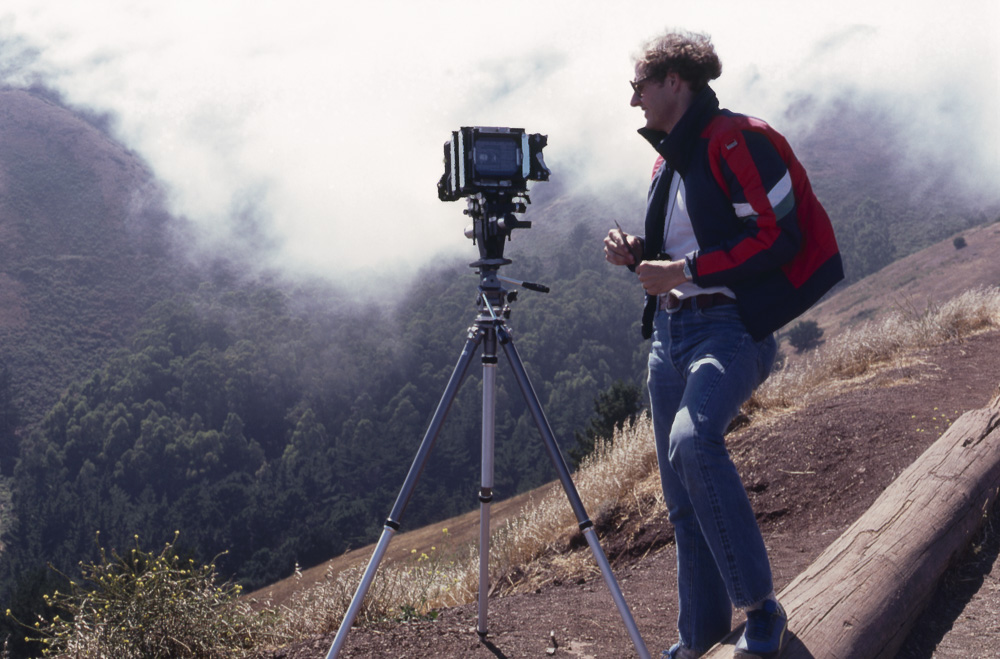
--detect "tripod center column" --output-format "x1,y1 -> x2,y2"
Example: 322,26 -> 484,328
477,318 -> 499,636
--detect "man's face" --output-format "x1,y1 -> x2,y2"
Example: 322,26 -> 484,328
631,66 -> 680,132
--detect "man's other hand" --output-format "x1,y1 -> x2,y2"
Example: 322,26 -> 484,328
604,229 -> 642,266
636,260 -> 689,296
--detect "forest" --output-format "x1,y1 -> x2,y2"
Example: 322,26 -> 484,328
0,219 -> 655,652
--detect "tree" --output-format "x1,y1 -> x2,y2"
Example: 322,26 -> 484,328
839,198 -> 896,282
570,380 -> 644,465
953,236 -> 967,249
0,363 -> 22,477
787,320 -> 824,353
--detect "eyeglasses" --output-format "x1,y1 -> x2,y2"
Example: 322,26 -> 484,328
630,76 -> 651,95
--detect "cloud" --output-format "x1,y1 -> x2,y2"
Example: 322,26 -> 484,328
1,0 -> 997,286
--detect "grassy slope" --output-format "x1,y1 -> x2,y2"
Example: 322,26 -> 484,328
797,219 -> 1000,346
249,223 -> 1000,616
249,483 -> 560,609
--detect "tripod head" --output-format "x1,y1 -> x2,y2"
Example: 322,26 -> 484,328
437,126 -> 549,270
463,190 -> 532,266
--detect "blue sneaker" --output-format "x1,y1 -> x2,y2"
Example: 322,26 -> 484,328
734,599 -> 787,658
662,642 -> 701,659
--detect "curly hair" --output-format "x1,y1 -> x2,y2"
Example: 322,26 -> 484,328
634,30 -> 722,92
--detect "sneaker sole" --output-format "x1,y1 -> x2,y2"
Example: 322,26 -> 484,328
733,627 -> 786,659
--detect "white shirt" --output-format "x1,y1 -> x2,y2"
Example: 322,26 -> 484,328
661,170 -> 735,301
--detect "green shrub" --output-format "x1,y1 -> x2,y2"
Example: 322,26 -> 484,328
12,532 -> 283,658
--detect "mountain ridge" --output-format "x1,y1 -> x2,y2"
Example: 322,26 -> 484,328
0,87 -> 188,431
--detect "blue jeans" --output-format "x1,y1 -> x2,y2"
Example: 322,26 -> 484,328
646,304 -> 777,653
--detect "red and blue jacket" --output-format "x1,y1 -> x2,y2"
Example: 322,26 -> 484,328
636,86 -> 843,341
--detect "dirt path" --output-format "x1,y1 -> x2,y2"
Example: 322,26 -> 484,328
258,330 -> 1000,658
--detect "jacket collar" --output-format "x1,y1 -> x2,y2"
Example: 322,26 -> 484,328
637,86 -> 720,172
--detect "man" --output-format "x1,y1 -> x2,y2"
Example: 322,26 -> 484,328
604,30 -> 843,659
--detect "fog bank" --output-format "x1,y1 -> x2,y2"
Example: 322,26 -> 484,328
1,0 -> 996,286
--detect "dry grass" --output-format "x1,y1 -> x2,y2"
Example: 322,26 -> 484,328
753,286 -> 1000,413
269,538 -> 471,639
265,286 -> 1000,650
268,418 -> 661,642
478,420 -> 660,594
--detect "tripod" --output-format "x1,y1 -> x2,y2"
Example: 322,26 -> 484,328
325,260 -> 650,659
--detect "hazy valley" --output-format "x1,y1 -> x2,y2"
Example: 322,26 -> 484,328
0,85 -> 998,657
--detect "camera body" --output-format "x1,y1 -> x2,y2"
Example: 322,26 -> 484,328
437,127 -> 549,202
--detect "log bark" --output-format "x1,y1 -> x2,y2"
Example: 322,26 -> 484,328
704,395 -> 1000,659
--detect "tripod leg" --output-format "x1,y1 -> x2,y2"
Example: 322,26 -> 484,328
498,329 -> 651,659
477,328 -> 498,636
325,328 -> 483,659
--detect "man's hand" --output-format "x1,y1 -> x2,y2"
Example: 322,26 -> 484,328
636,260 -> 689,296
604,229 -> 642,266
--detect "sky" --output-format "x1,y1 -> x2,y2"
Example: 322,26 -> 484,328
0,0 -> 997,290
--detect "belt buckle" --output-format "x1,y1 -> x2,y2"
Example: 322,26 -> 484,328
663,293 -> 682,313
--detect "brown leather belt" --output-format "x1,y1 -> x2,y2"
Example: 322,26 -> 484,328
660,292 -> 736,312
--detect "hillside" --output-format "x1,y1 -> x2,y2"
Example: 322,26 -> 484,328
249,217 -> 1000,657
0,87 -> 189,433
784,97 -> 997,271
256,311 -> 1000,659
2,86 -> 1000,658
797,220 -> 1000,346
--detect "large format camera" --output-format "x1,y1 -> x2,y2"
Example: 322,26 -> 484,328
438,127 -> 549,263
438,127 -> 549,201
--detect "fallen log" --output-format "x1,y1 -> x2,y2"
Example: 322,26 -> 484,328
704,394 -> 1000,659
